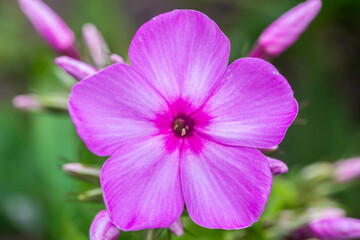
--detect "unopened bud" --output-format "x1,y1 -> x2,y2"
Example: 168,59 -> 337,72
110,54 -> 127,64
168,218 -> 184,237
334,157 -> 360,183
267,157 -> 288,175
13,94 -> 42,111
62,163 -> 100,184
13,94 -> 68,112
259,145 -> 279,153
18,0 -> 78,58
90,210 -> 120,240
249,0 -> 322,60
83,23 -> 110,68
55,56 -> 98,80
77,188 -> 103,202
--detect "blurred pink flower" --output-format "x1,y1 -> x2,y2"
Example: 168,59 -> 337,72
90,210 -> 120,240
334,157 -> 360,183
83,23 -> 109,68
310,217 -> 360,240
249,0 -> 322,60
69,10 -> 298,231
55,56 -> 98,80
267,157 -> 288,175
18,0 -> 78,58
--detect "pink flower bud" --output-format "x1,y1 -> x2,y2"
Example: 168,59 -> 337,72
13,94 -> 42,111
249,0 -> 322,60
110,54 -> 127,64
310,217 -> 360,240
334,157 -> 360,183
13,94 -> 68,112
267,157 -> 288,175
55,56 -> 98,80
90,210 -> 120,240
83,23 -> 109,68
259,145 -> 279,153
168,218 -> 184,237
18,0 -> 78,58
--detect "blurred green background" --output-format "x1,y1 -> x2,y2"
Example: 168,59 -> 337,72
0,0 -> 359,239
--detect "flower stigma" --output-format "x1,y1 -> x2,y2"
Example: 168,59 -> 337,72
172,115 -> 194,137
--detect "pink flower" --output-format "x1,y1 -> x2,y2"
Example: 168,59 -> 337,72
249,0 -> 322,60
90,210 -> 120,240
69,10 -> 298,231
310,217 -> 360,240
55,56 -> 98,80
334,157 -> 360,183
83,24 -> 110,68
18,0 -> 78,58
267,157 -> 289,175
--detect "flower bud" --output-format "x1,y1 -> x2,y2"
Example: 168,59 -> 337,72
83,23 -> 110,68
55,56 -> 98,80
300,162 -> 334,182
259,145 -> 279,153
18,0 -> 78,58
90,210 -> 120,240
267,157 -> 288,175
110,54 -> 127,64
13,94 -> 68,112
310,217 -> 360,240
62,163 -> 100,184
334,157 -> 360,183
13,94 -> 42,111
168,218 -> 184,237
249,0 -> 322,60
77,188 -> 103,202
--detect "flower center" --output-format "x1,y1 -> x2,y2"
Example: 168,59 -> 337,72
172,115 -> 194,137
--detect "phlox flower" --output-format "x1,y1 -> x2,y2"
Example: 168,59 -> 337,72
69,10 -> 298,231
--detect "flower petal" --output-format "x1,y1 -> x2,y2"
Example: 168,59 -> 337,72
100,135 -> 184,231
69,63 -> 169,156
129,10 -> 230,110
180,134 -> 272,229
195,58 -> 298,148
90,210 -> 120,240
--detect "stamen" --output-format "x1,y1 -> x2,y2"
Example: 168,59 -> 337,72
181,128 -> 186,136
172,115 -> 194,137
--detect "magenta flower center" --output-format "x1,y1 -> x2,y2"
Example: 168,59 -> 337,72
172,115 -> 194,137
